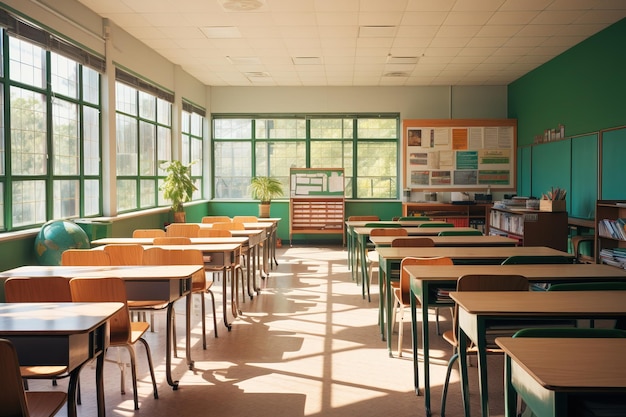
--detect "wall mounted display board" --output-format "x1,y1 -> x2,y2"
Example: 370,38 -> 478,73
402,119 -> 517,191
290,168 -> 345,198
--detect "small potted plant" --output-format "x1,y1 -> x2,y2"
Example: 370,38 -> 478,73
249,176 -> 283,218
160,160 -> 197,222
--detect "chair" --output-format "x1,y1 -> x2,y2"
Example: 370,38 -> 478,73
0,338 -> 68,417
212,221 -> 246,230
4,277 -> 77,394
363,222 -> 403,228
143,247 -> 218,346
571,234 -> 595,264
69,277 -> 158,410
103,244 -> 144,265
419,222 -> 454,227
438,229 -> 483,236
198,228 -> 233,237
132,229 -> 166,238
232,215 -> 258,223
397,216 -> 430,221
390,237 -> 435,247
366,228 -> 408,300
201,216 -> 232,223
166,223 -> 200,237
153,236 -> 192,245
501,255 -> 573,291
61,248 -> 111,266
440,274 -> 529,417
391,256 -> 451,358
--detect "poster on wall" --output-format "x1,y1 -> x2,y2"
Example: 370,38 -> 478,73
404,120 -> 516,191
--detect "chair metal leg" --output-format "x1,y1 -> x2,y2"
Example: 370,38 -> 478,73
440,351 -> 459,417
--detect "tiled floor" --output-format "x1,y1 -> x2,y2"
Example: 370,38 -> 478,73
29,245 -> 507,416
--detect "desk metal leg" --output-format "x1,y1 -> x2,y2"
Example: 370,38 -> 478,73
165,302 -> 180,389
94,353 -> 105,417
222,266 -> 232,331
422,294 -> 432,416
458,327 -> 471,417
410,291 -> 421,396
67,365 -> 83,417
185,292 -> 193,370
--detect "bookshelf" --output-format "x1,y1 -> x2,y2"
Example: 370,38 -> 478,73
402,202 -> 490,232
595,200 -> 626,269
487,206 -> 568,251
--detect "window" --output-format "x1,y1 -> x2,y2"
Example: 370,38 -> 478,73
1,28 -> 102,230
181,102 -> 205,205
212,114 -> 399,199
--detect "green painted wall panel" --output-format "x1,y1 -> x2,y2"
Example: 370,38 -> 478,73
571,134 -> 598,219
601,128 -> 626,200
531,139 -> 571,201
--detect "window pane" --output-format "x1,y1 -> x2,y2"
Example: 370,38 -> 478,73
310,118 -> 353,139
358,118 -> 397,139
12,180 -> 46,227
214,142 -> 251,198
190,138 -> 203,176
52,99 -> 79,175
9,37 -> 44,88
255,141 -> 305,179
10,87 -> 47,175
139,121 -> 155,176
0,184 -> 3,229
139,91 -> 156,121
140,179 -> 155,208
50,52 -> 78,99
53,179 -> 79,218
115,82 -> 137,115
256,119 -> 306,139
157,98 -> 171,125
83,106 -> 100,176
117,179 -> 137,211
0,86 -> 4,175
82,66 -> 100,105
356,142 -> 397,198
157,126 -> 171,175
84,179 -> 100,216
116,114 -> 138,175
311,140 -> 353,197
214,119 -> 251,139
190,112 -> 202,136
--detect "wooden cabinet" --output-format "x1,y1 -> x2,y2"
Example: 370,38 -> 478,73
595,200 -> 626,268
289,198 -> 345,244
402,202 -> 491,232
487,207 -> 568,251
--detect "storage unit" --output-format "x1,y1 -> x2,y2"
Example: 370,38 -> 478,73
289,198 -> 345,245
595,200 -> 626,269
402,203 -> 491,232
487,206 -> 568,251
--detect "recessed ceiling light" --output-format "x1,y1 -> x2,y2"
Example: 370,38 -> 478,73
292,56 -> 323,65
244,71 -> 271,77
200,26 -> 241,39
227,56 -> 262,65
218,0 -> 267,12
383,71 -> 410,77
386,56 -> 419,65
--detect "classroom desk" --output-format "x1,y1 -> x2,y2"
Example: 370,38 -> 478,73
377,246 -> 573,354
369,234 -> 518,247
353,226 -> 478,300
404,263 -> 626,416
451,290 -> 626,417
0,265 -> 201,390
0,302 -> 123,417
495,337 -> 626,417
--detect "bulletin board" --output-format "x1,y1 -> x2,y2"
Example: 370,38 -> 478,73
403,119 -> 517,191
289,168 -> 345,198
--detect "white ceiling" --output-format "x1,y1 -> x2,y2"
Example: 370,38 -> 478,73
74,0 -> 626,87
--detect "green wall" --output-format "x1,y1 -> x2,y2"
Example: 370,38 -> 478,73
509,18 -> 626,145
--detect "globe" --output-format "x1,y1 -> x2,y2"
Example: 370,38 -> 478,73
34,220 -> 91,265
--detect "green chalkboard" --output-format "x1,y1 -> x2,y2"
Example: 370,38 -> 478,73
290,168 -> 345,198
531,139 -> 571,201
601,128 -> 626,200
571,133 -> 598,219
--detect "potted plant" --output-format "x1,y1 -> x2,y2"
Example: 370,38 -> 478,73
249,176 -> 283,218
160,160 -> 197,223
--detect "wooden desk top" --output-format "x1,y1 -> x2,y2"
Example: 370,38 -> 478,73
495,337 -> 626,390
450,290 -> 626,316
0,265 -> 203,280
92,237 -> 248,246
145,243 -> 241,252
354,226 -> 478,236
377,245 -> 572,260
346,220 -> 448,227
0,302 -> 123,335
196,222 -> 273,230
370,235 -> 517,246
405,263 -> 626,283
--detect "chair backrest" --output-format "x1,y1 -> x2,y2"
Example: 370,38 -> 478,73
197,228 -> 232,237
0,338 -> 34,415
166,223 -> 200,237
232,216 -> 258,223
61,248 -> 111,266
132,228 -> 166,238
103,244 -> 144,265
399,257 -> 453,304
4,276 -> 72,302
513,327 -> 626,338
501,255 -> 573,265
438,229 -> 483,236
201,216 -> 232,224
397,216 -> 430,221
348,216 -> 380,221
212,221 -> 245,230
450,274 -> 529,344
364,222 -> 402,228
143,247 -> 205,288
153,236 -> 192,245
370,228 -> 408,237
419,222 -> 454,228
69,277 -> 131,344
391,237 -> 435,248
547,281 -> 626,291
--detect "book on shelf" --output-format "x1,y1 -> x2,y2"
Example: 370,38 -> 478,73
599,219 -> 626,240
